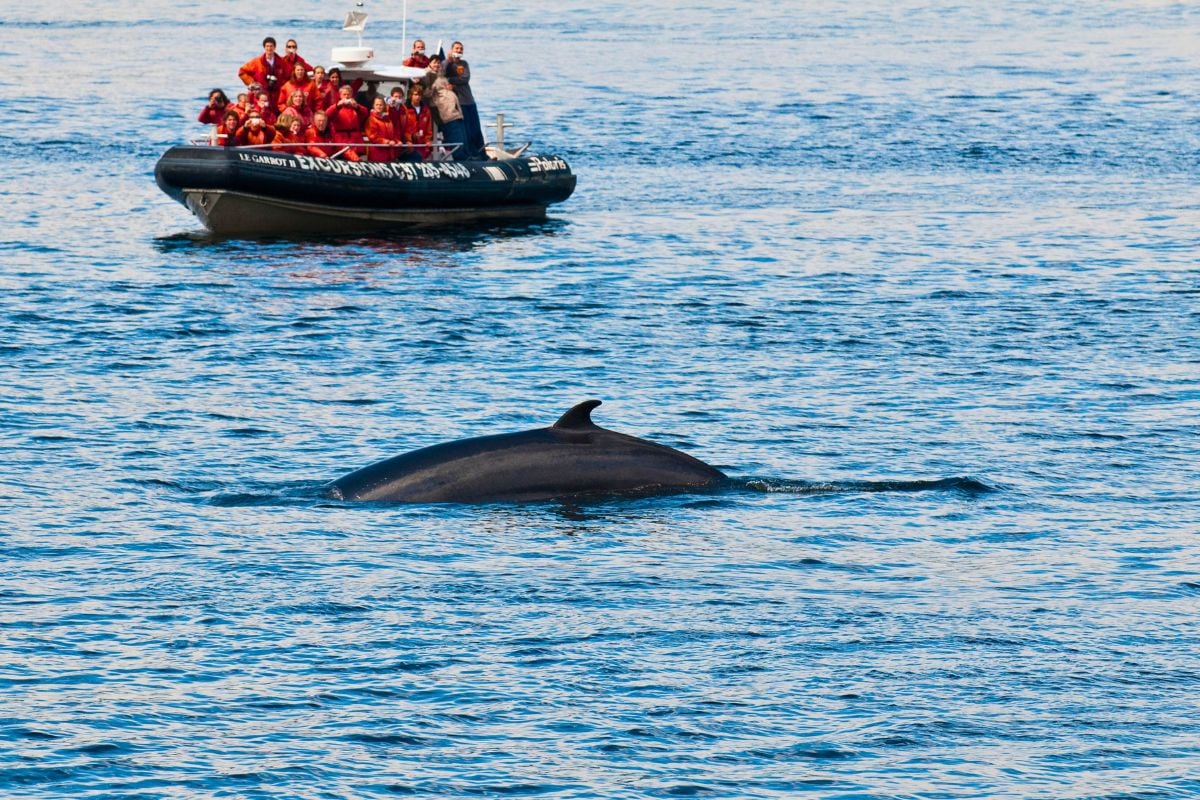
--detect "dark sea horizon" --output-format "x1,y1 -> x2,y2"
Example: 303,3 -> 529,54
1,1 -> 1198,797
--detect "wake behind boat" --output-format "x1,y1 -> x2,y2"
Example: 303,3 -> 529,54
155,8 -> 575,235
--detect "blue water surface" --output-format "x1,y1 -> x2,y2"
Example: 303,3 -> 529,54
1,1 -> 1199,797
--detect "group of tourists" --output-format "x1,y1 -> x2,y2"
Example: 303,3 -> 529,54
198,36 -> 487,162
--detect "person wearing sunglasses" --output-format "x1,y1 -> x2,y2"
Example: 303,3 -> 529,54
281,39 -> 312,79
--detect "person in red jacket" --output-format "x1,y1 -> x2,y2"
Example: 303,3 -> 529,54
304,111 -> 342,159
214,109 -> 242,146
364,97 -> 400,162
319,68 -> 364,111
254,90 -> 277,126
238,37 -> 288,107
398,83 -> 433,161
276,62 -> 312,111
315,68 -> 339,110
325,85 -> 368,159
198,89 -> 230,125
307,65 -> 328,109
231,92 -> 255,122
281,38 -> 312,78
385,86 -> 407,132
236,111 -> 276,147
402,39 -> 430,68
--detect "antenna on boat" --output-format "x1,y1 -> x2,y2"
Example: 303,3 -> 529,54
343,2 -> 369,49
401,0 -> 408,60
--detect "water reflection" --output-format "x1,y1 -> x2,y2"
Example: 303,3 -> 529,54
153,217 -> 570,250
150,218 -> 572,282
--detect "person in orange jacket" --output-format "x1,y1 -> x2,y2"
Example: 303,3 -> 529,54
318,68 -> 364,111
304,111 -> 339,159
235,110 -> 276,147
231,91 -> 255,122
398,83 -> 433,161
302,110 -> 357,160
325,85 -> 368,159
214,109 -> 242,146
238,37 -> 289,107
307,66 -> 329,109
276,62 -> 312,111
273,117 -> 305,153
364,97 -> 400,162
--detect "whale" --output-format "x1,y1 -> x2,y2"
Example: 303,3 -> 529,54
326,399 -> 727,504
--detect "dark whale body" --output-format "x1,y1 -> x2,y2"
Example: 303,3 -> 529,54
327,400 -> 726,503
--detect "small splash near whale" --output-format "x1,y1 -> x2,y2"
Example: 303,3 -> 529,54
741,476 -> 994,496
133,477 -> 329,508
188,475 -> 995,507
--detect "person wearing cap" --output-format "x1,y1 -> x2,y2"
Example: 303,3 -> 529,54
281,38 -> 312,79
403,39 -> 430,69
443,41 -> 485,159
421,53 -> 468,161
238,36 -> 289,107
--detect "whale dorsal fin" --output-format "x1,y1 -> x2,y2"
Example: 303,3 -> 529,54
553,399 -> 602,430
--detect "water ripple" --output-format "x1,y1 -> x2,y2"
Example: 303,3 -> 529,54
2,1 -> 1199,798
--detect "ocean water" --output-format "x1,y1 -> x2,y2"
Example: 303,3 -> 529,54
2,1 -> 1200,797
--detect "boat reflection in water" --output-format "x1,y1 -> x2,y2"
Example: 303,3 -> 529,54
154,218 -> 571,282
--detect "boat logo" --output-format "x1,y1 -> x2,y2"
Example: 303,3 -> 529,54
239,151 -> 473,181
527,156 -> 569,174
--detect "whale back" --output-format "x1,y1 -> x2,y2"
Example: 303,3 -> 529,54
328,400 -> 725,503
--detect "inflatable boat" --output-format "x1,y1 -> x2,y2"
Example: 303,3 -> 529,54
155,7 -> 576,235
155,145 -> 576,235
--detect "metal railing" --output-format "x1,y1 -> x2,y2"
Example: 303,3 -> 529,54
192,111 -> 523,158
189,138 -> 462,158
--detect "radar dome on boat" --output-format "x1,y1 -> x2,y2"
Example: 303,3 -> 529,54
331,45 -> 373,65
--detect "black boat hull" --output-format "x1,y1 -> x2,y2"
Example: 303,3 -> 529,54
154,145 -> 576,235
